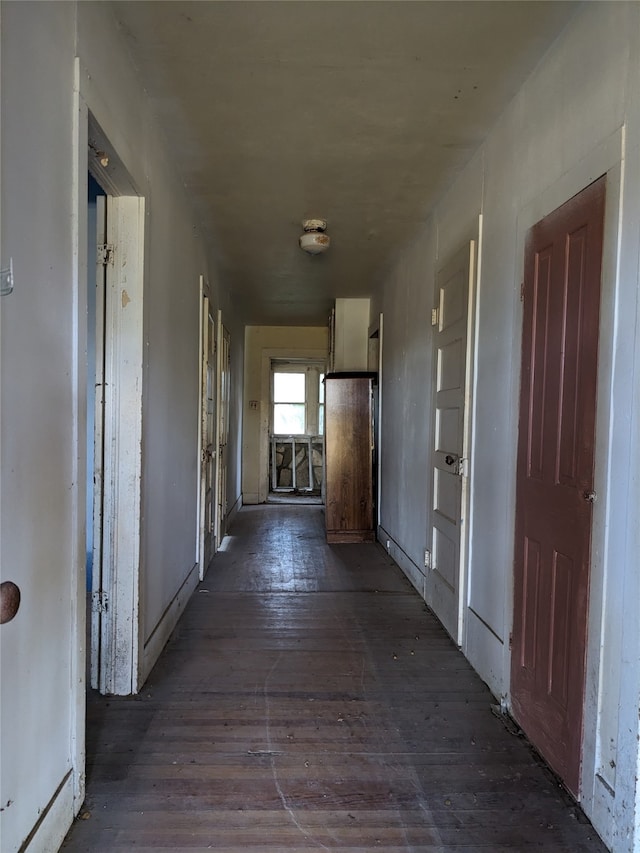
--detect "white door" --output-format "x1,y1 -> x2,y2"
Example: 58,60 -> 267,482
429,240 -> 476,644
91,195 -> 107,687
216,315 -> 231,543
91,195 -> 145,696
198,287 -> 217,578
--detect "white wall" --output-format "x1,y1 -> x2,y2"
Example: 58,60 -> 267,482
0,3 -> 239,850
1,5 -> 80,850
377,4 -> 640,850
243,326 -> 328,504
334,297 -> 370,371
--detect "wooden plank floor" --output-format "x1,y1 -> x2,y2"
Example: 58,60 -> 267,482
63,505 -> 607,852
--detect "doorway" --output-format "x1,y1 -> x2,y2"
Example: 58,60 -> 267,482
216,315 -> 231,542
510,176 -> 606,796
429,238 -> 477,645
87,174 -> 106,684
85,115 -> 146,696
268,360 -> 325,503
197,280 -> 217,579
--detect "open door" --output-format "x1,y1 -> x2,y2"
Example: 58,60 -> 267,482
198,282 -> 217,578
90,194 -> 107,688
216,314 -> 231,543
90,194 -> 145,696
511,177 -> 605,795
429,240 -> 476,644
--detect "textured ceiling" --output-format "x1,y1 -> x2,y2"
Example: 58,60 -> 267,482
111,0 -> 576,325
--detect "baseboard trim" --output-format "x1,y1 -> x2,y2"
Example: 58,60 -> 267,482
19,770 -> 73,853
377,525 -> 426,600
141,561 -> 200,686
228,494 -> 242,525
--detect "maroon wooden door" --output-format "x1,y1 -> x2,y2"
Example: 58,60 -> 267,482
511,177 -> 606,796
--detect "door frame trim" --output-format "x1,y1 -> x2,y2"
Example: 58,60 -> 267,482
257,346 -> 329,503
71,62 -> 89,815
73,60 -> 146,736
509,127 -> 624,820
428,222 -> 480,648
196,276 -> 212,579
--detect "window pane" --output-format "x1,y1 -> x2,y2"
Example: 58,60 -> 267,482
274,403 -> 305,434
319,374 -> 325,404
274,372 -> 305,403
319,404 -> 324,435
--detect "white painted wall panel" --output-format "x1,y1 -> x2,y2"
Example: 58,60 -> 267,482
0,4 -> 78,850
379,227 -> 435,570
334,298 -> 370,371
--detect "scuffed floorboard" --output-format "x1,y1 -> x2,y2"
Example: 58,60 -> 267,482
63,505 -> 607,852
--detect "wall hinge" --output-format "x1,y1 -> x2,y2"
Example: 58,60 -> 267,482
92,590 -> 108,614
97,244 -> 115,266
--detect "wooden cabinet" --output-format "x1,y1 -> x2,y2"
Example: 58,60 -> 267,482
324,374 -> 376,543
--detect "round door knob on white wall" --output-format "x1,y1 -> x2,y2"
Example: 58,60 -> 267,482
0,581 -> 21,624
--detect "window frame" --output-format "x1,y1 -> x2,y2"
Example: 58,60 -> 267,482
270,361 -> 325,436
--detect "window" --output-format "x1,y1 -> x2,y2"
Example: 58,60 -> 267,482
270,361 -> 325,436
318,373 -> 325,435
270,361 -> 326,493
273,371 -> 306,434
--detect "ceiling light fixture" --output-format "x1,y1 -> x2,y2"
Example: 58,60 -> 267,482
299,219 -> 330,255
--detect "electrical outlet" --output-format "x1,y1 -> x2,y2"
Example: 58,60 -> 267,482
424,549 -> 432,569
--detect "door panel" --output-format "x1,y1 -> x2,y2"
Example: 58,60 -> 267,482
216,316 -> 231,543
198,290 -> 216,579
430,241 -> 476,644
511,177 -> 606,796
91,195 -> 107,689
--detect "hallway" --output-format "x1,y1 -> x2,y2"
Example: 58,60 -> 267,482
63,505 -> 606,852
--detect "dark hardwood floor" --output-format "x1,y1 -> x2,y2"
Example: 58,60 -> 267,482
63,505 -> 607,852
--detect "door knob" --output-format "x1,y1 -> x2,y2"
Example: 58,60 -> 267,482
0,581 -> 21,624
583,489 -> 596,503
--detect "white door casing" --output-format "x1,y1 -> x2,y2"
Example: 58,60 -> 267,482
197,280 -> 217,579
216,313 -> 231,543
429,239 -> 477,645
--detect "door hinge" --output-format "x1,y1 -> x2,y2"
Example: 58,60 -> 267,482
431,307 -> 439,326
92,590 -> 108,614
520,281 -> 524,302
509,632 -> 513,650
97,244 -> 115,266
